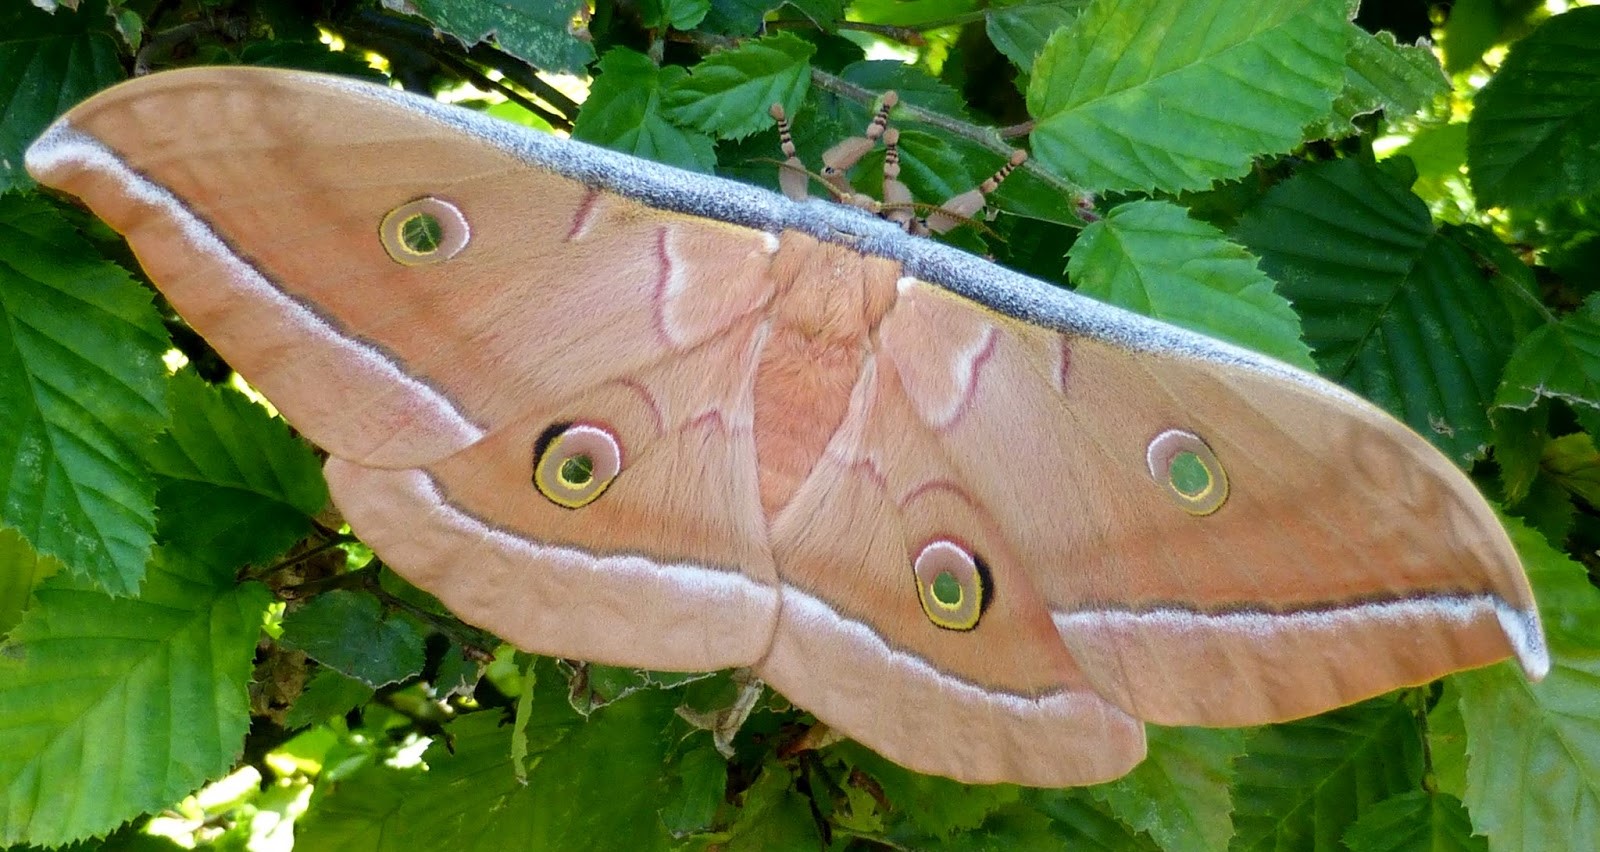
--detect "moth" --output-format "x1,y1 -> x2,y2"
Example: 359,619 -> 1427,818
25,67 -> 1547,786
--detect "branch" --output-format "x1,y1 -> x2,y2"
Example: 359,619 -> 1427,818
765,18 -> 926,46
433,51 -> 571,130
279,562 -> 501,654
331,7 -> 581,128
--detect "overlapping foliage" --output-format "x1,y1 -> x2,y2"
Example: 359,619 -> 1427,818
1,0 -> 1598,849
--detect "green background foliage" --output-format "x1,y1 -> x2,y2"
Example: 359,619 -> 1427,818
0,0 -> 1597,849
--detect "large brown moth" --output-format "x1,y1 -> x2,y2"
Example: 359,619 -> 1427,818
25,67 -> 1546,786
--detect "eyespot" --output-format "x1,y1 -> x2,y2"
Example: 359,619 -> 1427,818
913,540 -> 990,631
380,197 -> 470,265
533,423 -> 622,509
1146,429 -> 1228,515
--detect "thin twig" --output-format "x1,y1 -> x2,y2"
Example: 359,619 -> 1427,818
434,51 -> 571,130
278,562 -> 501,654
364,560 -> 501,652
465,44 -> 583,120
766,18 -> 926,46
332,7 -> 581,128
998,119 -> 1035,138
279,564 -> 378,598
237,532 -> 357,586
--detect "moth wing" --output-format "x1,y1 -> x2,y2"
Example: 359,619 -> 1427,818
760,351 -> 1147,785
27,67 -> 785,670
873,276 -> 1546,726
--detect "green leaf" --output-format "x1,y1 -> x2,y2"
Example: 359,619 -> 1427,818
1495,511 -> 1600,650
1087,726 -> 1244,852
0,548 -> 270,846
109,4 -> 143,51
567,662 -> 651,714
1452,512 -> 1600,850
284,668 -> 376,730
292,762 -> 422,852
1495,293 -> 1600,415
1391,122 -> 1471,211
699,0 -> 783,35
1341,791 -> 1487,852
1234,159 -> 1541,464
842,60 -> 968,118
509,654 -> 538,782
146,372 -> 326,570
1467,6 -> 1600,208
401,0 -> 594,73
1494,404 -> 1550,507
987,0 -> 1086,69
0,195 -> 167,595
659,742 -> 726,836
1541,433 -> 1600,510
1024,789 -> 1163,850
1070,199 -> 1315,369
1507,471 -> 1577,547
1231,700 -> 1423,852
433,640 -> 481,698
1319,27 -> 1449,138
664,31 -> 815,140
724,766 -> 823,852
0,527 -> 58,637
638,0 -> 711,30
573,48 -> 716,173
784,0 -> 845,28
299,687 -> 684,850
837,741 -> 1020,838
0,2 -> 122,193
1428,680 -> 1469,799
900,803 -> 1079,851
1456,656 -> 1600,851
279,590 -> 426,689
1441,0 -> 1540,74
1026,0 -> 1349,193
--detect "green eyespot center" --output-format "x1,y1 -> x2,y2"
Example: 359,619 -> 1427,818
931,571 -> 963,608
1168,450 -> 1212,498
399,212 -> 444,255
559,455 -> 595,488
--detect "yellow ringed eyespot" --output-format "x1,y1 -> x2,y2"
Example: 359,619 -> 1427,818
1146,429 -> 1228,515
534,423 -> 622,509
379,197 -> 470,265
912,540 -> 989,631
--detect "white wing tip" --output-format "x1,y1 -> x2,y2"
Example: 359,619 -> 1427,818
23,119 -> 81,182
1495,601 -> 1550,680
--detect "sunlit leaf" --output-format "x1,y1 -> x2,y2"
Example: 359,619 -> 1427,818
1467,6 -> 1600,208
0,550 -> 269,846
1027,0 -> 1348,192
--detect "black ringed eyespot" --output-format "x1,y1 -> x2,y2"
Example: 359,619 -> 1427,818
912,540 -> 988,631
533,423 -> 622,509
